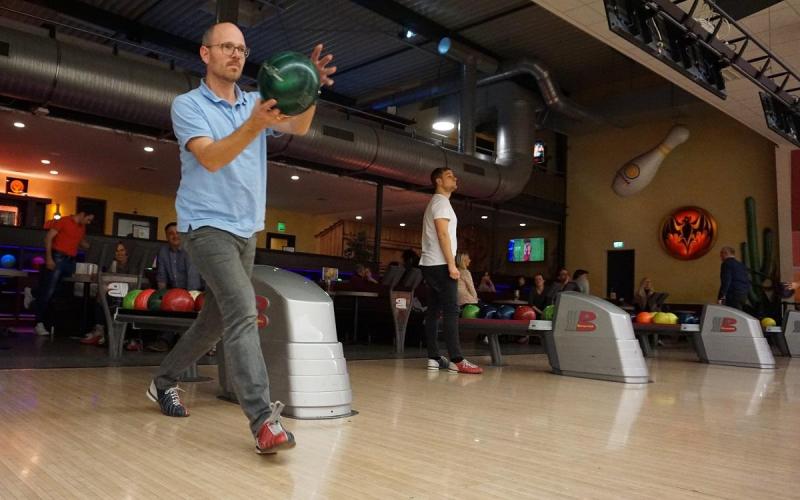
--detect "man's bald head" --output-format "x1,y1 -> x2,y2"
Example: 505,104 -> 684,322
201,22 -> 243,46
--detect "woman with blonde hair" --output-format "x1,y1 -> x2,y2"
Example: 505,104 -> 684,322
634,277 -> 657,312
456,251 -> 479,306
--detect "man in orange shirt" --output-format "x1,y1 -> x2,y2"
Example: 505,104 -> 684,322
26,211 -> 93,335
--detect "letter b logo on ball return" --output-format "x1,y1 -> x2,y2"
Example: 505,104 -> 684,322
566,310 -> 597,332
712,317 -> 737,333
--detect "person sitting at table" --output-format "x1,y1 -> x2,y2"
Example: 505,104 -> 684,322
634,277 -> 659,312
477,271 -> 496,293
80,241 -> 131,345
512,275 -> 528,300
456,252 -> 478,307
528,273 -> 548,315
349,263 -> 380,291
147,222 -> 203,353
573,269 -> 590,294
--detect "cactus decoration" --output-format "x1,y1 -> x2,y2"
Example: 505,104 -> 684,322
739,197 -> 779,317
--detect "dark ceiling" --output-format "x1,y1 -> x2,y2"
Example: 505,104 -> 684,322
0,0 -> 655,114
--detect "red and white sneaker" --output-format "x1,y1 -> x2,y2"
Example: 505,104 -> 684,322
448,359 -> 483,374
255,401 -> 296,454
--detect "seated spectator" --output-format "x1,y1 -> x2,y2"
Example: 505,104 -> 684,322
147,222 -> 203,353
81,241 -> 130,345
513,276 -> 527,300
477,271 -> 496,293
573,269 -> 590,294
634,277 -> 662,312
349,263 -> 380,291
456,251 -> 478,306
528,273 -> 548,315
548,268 -> 580,303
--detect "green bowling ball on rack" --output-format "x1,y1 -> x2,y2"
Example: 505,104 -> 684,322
257,51 -> 320,116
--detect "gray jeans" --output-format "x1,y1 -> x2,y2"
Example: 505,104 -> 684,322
154,226 -> 270,436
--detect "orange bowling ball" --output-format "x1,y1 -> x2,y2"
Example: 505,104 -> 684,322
635,312 -> 654,324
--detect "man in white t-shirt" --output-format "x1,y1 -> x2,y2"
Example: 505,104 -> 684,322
419,167 -> 482,374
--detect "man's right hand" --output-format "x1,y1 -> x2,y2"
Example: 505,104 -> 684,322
248,98 -> 289,130
448,264 -> 460,280
46,258 -> 55,271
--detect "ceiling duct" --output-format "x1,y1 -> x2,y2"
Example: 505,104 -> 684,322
0,24 -> 536,202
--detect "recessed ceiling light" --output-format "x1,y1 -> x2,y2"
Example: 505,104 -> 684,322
432,120 -> 455,132
481,215 -> 489,220
13,122 -> 25,128
290,175 -> 300,181
49,170 -> 59,175
143,146 -> 154,152
41,159 -> 51,165
519,223 -> 526,227
399,223 -> 406,227
355,215 -> 363,220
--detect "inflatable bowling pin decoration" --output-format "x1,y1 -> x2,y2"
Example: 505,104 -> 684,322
612,125 -> 690,197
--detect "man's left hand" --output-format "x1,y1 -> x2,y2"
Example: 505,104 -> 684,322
310,44 -> 336,87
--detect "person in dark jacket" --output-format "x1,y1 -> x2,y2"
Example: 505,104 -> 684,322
718,246 -> 751,310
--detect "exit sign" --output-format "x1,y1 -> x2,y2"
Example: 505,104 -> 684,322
613,241 -> 624,249
277,222 -> 286,232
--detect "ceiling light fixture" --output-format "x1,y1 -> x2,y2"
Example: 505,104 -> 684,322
53,204 -> 62,220
41,160 -> 51,165
49,170 -> 59,175
143,146 -> 154,152
355,215 -> 363,220
432,120 -> 455,132
290,175 -> 300,181
399,223 -> 406,227
481,215 -> 489,220
13,122 -> 25,128
519,223 -> 527,227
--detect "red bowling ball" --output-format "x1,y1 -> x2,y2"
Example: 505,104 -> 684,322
255,295 -> 269,313
257,313 -> 269,329
161,288 -> 195,312
134,289 -> 156,310
194,292 -> 206,311
513,305 -> 537,321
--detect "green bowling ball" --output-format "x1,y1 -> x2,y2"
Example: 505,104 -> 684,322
542,304 -> 555,321
148,289 -> 167,311
122,289 -> 142,310
461,304 -> 481,319
257,51 -> 320,116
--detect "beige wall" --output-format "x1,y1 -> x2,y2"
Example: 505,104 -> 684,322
16,175 -> 178,237
566,103 -> 778,303
5,175 -> 338,254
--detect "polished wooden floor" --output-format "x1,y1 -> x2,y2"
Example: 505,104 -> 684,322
0,350 -> 798,499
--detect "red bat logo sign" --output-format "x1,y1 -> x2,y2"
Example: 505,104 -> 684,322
576,311 -> 596,332
660,207 -> 717,260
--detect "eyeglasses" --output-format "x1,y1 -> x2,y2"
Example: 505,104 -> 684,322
205,42 -> 250,58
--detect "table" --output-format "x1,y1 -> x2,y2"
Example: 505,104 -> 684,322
493,299 -> 528,306
330,291 -> 379,344
64,273 -> 97,335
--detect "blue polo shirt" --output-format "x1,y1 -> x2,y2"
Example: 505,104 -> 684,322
172,80 -> 276,238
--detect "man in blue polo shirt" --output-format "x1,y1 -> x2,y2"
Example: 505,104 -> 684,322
146,21 -> 336,455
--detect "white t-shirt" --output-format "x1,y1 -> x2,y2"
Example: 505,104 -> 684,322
420,194 -> 457,266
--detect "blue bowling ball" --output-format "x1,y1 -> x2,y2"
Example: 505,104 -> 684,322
1,254 -> 16,269
478,304 -> 497,319
497,305 -> 516,320
676,312 -> 690,324
684,315 -> 699,325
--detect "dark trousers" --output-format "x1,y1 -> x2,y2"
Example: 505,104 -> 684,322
725,292 -> 748,311
421,264 -> 463,361
33,252 -> 75,326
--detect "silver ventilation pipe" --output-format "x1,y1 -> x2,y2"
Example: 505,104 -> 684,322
479,59 -> 600,124
0,24 -> 197,130
365,58 -> 601,124
0,24 -> 536,201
